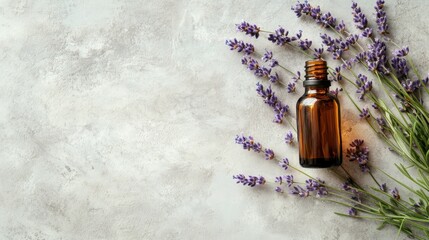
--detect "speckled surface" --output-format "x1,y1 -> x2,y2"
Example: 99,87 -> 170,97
0,0 -> 428,239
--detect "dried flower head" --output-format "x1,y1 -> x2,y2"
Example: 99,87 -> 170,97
236,21 -> 260,38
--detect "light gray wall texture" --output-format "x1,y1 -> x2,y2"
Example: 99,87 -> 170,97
0,0 -> 428,239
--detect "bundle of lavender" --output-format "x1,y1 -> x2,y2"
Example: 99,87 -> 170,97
226,1 -> 429,238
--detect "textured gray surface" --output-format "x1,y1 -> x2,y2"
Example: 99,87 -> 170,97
0,0 -> 428,239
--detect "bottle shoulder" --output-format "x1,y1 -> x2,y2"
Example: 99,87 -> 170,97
297,93 -> 340,107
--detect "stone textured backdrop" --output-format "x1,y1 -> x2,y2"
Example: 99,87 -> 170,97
0,0 -> 428,239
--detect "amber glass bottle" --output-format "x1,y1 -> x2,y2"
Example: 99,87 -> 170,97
296,59 -> 342,168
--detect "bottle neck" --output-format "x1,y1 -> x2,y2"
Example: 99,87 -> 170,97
305,86 -> 329,95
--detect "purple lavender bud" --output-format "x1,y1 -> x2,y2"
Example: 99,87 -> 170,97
361,28 -> 373,38
285,175 -> 294,187
366,39 -> 388,74
332,49 -> 343,60
342,181 -> 352,191
320,12 -> 336,28
269,59 -> 279,68
287,82 -> 296,93
264,148 -> 275,160
236,21 -> 260,38
341,59 -> 353,70
290,186 -> 309,197
291,1 -> 312,17
225,39 -> 255,55
235,134 -> 263,153
374,0 -> 388,34
233,175 -> 266,187
401,79 -> 421,93
316,187 -> 328,197
305,179 -> 320,191
329,88 -> 343,97
356,74 -> 373,100
372,103 -> 379,109
320,33 -> 335,47
275,176 -> 283,184
261,67 -> 272,78
275,186 -> 283,193
298,39 -> 312,50
284,131 -> 294,144
348,207 -> 357,216
313,47 -> 324,59
391,57 -> 409,78
391,187 -> 400,200
346,139 -> 370,173
333,66 -> 342,81
376,117 -> 387,130
393,47 -> 409,57
292,71 -> 301,82
351,2 -> 368,30
335,20 -> 346,33
241,56 -> 248,65
359,107 -> 370,119
262,50 -> 273,62
268,27 -> 297,46
279,158 -> 289,170
269,73 -> 279,83
380,183 -> 387,192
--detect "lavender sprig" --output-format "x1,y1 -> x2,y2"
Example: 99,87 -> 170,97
356,74 -> 373,100
233,174 -> 266,187
346,139 -> 370,173
256,83 -> 290,123
236,21 -> 260,38
225,38 -> 255,55
351,2 -> 368,30
374,0 -> 388,34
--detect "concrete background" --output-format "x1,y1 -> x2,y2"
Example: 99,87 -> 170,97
0,0 -> 428,239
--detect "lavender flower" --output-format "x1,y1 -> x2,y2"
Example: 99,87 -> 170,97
361,28 -> 373,38
292,71 -> 301,82
376,117 -> 387,131
269,72 -> 279,83
305,179 -> 320,191
346,139 -> 370,173
279,158 -> 289,170
287,82 -> 296,93
273,103 -> 290,123
225,39 -> 255,55
401,79 -> 421,93
356,74 -> 373,100
342,181 -> 352,191
351,2 -> 368,30
233,174 -> 266,187
374,0 -> 388,34
333,66 -> 342,81
262,50 -> 273,62
256,83 -> 290,124
423,75 -> 429,85
348,207 -> 357,216
290,186 -> 309,197
359,107 -> 370,119
292,1 -> 336,28
313,47 -> 324,59
275,176 -> 283,184
391,187 -> 400,200
284,131 -> 294,144
330,88 -> 343,97
236,21 -> 260,38
366,39 -> 388,74
335,20 -> 346,33
391,57 -> 409,78
268,27 -> 298,46
393,47 -> 409,57
285,175 -> 294,187
275,186 -> 284,193
298,39 -> 312,50
235,134 -> 263,152
264,148 -> 275,160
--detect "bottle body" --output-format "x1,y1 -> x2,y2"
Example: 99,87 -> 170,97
296,88 -> 342,167
296,59 -> 342,168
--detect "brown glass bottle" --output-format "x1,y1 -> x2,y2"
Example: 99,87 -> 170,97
296,59 -> 342,168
